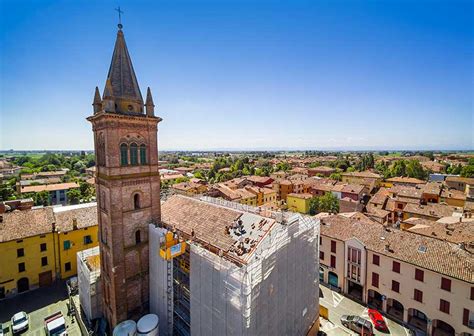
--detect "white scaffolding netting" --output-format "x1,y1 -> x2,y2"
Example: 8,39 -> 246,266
190,213 -> 319,336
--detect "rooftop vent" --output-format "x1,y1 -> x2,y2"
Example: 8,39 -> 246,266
418,245 -> 427,253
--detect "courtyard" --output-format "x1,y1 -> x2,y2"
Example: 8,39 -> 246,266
0,281 -> 81,336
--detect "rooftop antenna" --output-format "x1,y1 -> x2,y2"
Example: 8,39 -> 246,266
115,6 -> 124,29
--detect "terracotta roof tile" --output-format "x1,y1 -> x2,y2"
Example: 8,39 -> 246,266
320,215 -> 473,283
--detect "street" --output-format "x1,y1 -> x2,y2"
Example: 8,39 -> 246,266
319,285 -> 412,336
0,281 -> 81,336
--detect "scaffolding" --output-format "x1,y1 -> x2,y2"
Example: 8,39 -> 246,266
149,200 -> 320,336
77,246 -> 102,323
189,212 -> 319,336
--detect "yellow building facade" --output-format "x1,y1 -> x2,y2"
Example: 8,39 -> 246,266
0,203 -> 99,299
0,232 -> 57,297
286,193 -> 312,214
54,203 -> 99,279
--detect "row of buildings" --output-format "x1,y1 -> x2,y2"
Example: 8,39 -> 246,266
317,212 -> 473,336
0,199 -> 98,298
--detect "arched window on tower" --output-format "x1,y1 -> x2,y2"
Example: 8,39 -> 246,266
135,230 -> 141,244
134,193 -> 140,210
130,143 -> 138,165
140,144 -> 147,164
120,143 -> 128,166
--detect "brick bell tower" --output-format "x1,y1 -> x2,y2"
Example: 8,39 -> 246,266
87,22 -> 162,327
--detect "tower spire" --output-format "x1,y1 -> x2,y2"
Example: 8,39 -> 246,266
104,25 -> 144,113
92,86 -> 102,114
146,87 -> 155,116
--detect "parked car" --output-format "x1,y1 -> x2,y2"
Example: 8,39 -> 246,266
11,311 -> 29,334
368,308 -> 388,331
341,315 -> 374,336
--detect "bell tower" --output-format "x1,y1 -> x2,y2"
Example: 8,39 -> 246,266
87,23 -> 162,327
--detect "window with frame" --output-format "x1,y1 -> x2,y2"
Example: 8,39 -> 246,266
331,240 -> 336,253
330,255 -> 336,268
348,247 -> 361,265
463,309 -> 470,326
414,289 -> 423,302
372,272 -> 379,288
392,280 -> 400,293
471,287 -> 474,300
18,262 -> 25,272
40,243 -> 47,252
41,256 -> 48,266
320,251 -> 324,260
65,262 -> 71,272
392,261 -> 400,273
84,235 -> 93,245
348,264 -> 361,282
415,268 -> 424,282
130,143 -> 138,165
135,230 -> 141,245
439,299 -> 450,314
63,240 -> 71,250
17,248 -> 24,258
120,143 -> 128,166
372,254 -> 380,266
441,277 -> 451,292
140,144 -> 147,164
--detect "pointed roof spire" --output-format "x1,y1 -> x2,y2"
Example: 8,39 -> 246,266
103,79 -> 114,98
146,87 -> 154,106
93,86 -> 102,104
105,28 -> 143,104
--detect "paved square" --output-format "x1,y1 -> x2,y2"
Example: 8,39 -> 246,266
0,281 -> 81,336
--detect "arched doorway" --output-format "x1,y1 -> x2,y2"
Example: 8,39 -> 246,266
432,319 -> 455,336
367,289 -> 383,310
17,277 -> 29,293
328,271 -> 338,288
408,308 -> 427,334
387,298 -> 404,322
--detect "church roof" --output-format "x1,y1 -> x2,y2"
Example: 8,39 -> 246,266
105,28 -> 143,103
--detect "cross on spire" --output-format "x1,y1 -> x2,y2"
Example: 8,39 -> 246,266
115,6 -> 124,29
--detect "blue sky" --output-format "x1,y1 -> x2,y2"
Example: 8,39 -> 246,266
0,0 -> 472,150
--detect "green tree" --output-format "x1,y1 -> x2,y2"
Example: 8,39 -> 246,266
405,160 -> 427,180
275,162 -> 291,172
73,161 -> 86,174
309,192 -> 339,215
79,181 -> 94,202
34,190 -> 51,206
67,188 -> 81,205
460,164 -> 474,178
390,160 -> 407,177
0,184 -> 16,201
193,170 -> 206,180
329,173 -> 342,181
